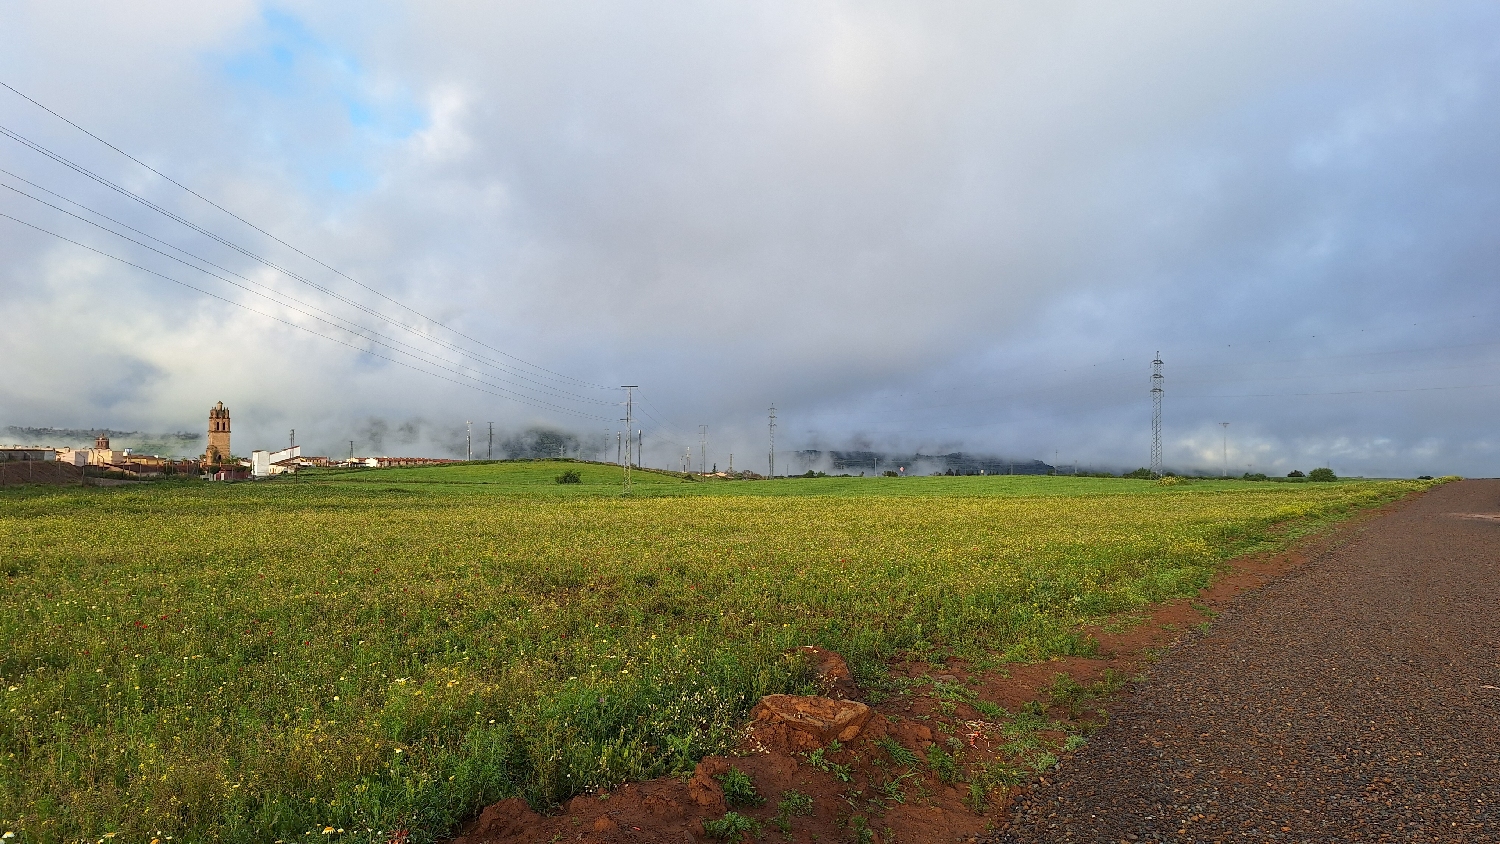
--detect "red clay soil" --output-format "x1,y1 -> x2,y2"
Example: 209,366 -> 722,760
448,493 -> 1419,844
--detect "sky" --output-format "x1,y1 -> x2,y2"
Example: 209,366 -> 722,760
2,1 -> 1498,477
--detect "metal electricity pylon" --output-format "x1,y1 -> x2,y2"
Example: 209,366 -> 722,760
699,425 -> 708,476
768,405 -> 777,478
621,386 -> 637,493
1150,354 -> 1164,478
1220,422 -> 1230,477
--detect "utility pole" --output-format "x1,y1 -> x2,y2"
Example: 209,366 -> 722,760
699,425 -> 708,476
729,453 -> 733,473
1220,422 -> 1230,477
637,430 -> 642,469
1150,353 -> 1164,478
768,405 -> 777,478
466,421 -> 473,461
487,422 -> 494,460
617,432 -> 622,465
621,386 -> 637,493
349,440 -> 354,461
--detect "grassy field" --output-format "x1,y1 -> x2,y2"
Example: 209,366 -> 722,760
0,462 -> 1432,843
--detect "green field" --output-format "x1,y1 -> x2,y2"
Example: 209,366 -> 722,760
0,463 -> 1432,842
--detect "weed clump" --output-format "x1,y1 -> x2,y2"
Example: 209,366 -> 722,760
772,789 -> 814,834
703,811 -> 758,841
714,767 -> 763,808
555,469 -> 582,484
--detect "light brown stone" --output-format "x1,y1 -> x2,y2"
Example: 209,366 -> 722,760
749,694 -> 872,752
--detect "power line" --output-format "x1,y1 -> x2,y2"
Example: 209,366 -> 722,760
0,95 -> 611,392
0,176 -> 615,410
0,167 -> 614,404
0,211 -> 613,420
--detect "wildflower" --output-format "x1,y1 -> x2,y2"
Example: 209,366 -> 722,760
323,827 -> 335,835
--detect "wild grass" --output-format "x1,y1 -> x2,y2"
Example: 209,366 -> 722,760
0,467 -> 1431,842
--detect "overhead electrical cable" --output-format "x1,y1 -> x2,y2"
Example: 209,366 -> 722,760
0,178 -> 616,409
0,124 -> 615,399
0,211 -> 613,421
0,79 -> 611,391
0,166 -> 610,402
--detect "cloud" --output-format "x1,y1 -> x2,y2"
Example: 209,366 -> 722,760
1,1 -> 1498,477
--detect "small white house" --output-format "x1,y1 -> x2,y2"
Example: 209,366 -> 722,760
251,445 -> 302,478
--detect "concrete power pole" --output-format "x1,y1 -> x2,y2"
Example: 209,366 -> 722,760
768,405 -> 777,478
487,422 -> 494,460
621,386 -> 637,493
290,429 -> 295,449
466,421 -> 472,461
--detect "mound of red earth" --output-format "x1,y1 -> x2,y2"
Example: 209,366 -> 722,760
450,526 -> 1352,844
0,461 -> 84,486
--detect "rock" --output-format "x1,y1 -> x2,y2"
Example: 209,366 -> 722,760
749,694 -> 872,752
453,797 -> 541,844
798,646 -> 858,698
687,757 -> 728,810
592,816 -> 619,833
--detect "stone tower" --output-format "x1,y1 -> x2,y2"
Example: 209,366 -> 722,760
205,402 -> 231,463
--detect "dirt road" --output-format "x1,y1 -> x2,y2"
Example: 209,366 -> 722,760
998,479 -> 1500,842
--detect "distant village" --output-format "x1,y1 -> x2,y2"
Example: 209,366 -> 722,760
0,402 -> 459,482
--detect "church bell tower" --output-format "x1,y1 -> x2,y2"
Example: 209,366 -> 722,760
204,402 -> 231,463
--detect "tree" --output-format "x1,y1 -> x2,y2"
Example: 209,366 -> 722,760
1287,470 -> 1305,478
1308,467 -> 1336,482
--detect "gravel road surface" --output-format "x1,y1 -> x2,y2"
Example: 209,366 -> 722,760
997,479 -> 1500,843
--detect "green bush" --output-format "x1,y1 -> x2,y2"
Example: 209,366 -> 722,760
555,469 -> 582,484
1123,468 -> 1154,479
1308,468 -> 1336,482
714,767 -> 763,808
703,811 -> 759,841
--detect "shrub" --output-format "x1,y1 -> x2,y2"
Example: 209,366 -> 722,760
1123,468 -> 1154,479
883,470 -> 899,477
702,811 -> 758,841
1308,468 -> 1336,482
555,469 -> 581,484
1241,472 -> 1268,481
714,767 -> 763,808
1286,470 -> 1305,478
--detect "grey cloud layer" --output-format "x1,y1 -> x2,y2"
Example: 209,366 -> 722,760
1,1 -> 1497,475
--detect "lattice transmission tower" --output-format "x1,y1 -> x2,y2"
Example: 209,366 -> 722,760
1150,353 -> 1163,478
768,405 -> 777,478
621,386 -> 637,493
